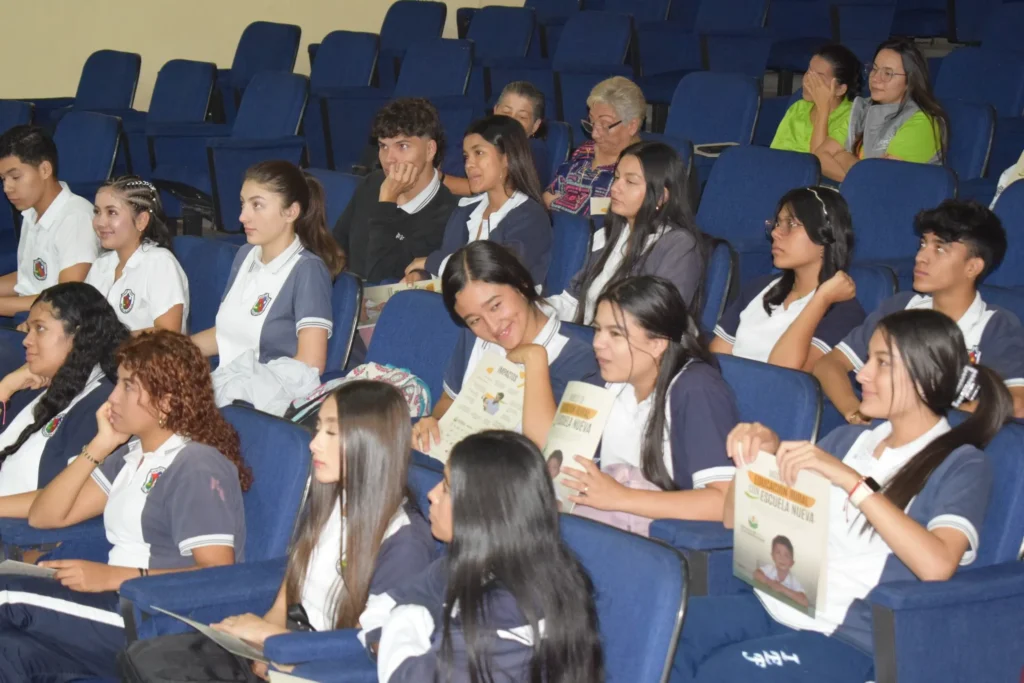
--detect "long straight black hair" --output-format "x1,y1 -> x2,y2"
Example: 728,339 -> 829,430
572,140 -> 704,324
442,430 -> 603,683
596,276 -> 713,490
872,309 -> 1011,514
763,186 -> 853,313
464,114 -> 543,204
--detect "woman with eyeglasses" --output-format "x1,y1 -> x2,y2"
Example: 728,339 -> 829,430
543,76 -> 645,217
814,38 -> 949,182
710,187 -> 865,371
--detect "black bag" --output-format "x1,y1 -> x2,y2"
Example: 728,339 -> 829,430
118,633 -> 262,683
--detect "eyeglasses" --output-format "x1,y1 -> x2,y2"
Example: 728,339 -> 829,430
867,63 -> 907,84
765,217 -> 803,238
581,118 -> 623,136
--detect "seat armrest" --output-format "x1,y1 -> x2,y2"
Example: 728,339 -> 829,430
264,628 -> 368,665
649,519 -> 733,551
0,516 -> 106,547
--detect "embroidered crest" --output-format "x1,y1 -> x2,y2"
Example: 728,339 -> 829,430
42,414 -> 64,438
141,467 -> 166,494
968,346 -> 981,365
120,289 -> 136,313
32,258 -> 47,280
251,293 -> 272,316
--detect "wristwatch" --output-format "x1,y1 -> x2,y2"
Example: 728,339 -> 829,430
849,476 -> 881,508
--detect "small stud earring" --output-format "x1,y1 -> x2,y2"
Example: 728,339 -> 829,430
158,416 -> 166,428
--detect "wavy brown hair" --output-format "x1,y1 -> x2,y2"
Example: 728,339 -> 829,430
115,331 -> 251,491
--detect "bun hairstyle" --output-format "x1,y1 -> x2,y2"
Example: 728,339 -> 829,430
100,176 -> 174,251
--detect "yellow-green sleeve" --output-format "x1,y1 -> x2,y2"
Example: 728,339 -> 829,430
886,111 -> 940,163
770,101 -> 812,152
827,99 -> 853,147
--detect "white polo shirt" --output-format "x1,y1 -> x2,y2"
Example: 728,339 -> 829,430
398,169 -> 441,215
14,182 -> 98,295
759,563 -> 806,593
84,243 -> 190,332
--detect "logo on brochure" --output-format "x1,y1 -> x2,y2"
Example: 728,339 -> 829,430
251,293 -> 271,316
141,467 -> 166,494
42,414 -> 64,438
748,515 -> 759,530
968,346 -> 981,365
120,289 -> 136,313
32,258 -> 47,281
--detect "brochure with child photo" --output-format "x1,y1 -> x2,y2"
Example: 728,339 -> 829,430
542,382 -> 616,512
358,279 -> 441,329
150,606 -> 268,663
422,352 -> 525,463
733,451 -> 830,617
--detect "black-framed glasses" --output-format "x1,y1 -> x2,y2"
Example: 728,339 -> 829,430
866,63 -> 906,83
765,217 -> 803,239
581,118 -> 623,136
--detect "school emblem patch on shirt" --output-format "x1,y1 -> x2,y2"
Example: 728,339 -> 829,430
251,293 -> 272,316
968,346 -> 981,365
120,289 -> 136,313
141,467 -> 166,494
32,258 -> 47,280
41,414 -> 64,438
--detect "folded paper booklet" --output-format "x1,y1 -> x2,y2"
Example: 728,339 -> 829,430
151,605 -> 268,663
359,278 -> 441,329
422,351 -> 525,463
733,451 -> 830,617
0,560 -> 57,578
543,382 -> 616,512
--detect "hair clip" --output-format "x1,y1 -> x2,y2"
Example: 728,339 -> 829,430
807,187 -> 829,219
952,365 -> 980,408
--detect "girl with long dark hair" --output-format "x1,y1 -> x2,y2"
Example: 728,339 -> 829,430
548,141 -> 705,325
560,276 -> 739,535
0,282 -> 128,510
366,430 -> 604,682
404,115 -> 552,285
712,187 -> 865,370
0,331 -> 250,680
85,175 -> 190,333
191,160 -> 342,415
412,242 -> 600,452
675,309 -> 1011,681
118,380 -> 434,682
815,38 -> 949,182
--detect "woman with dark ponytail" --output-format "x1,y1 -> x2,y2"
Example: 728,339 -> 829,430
191,160 -> 342,415
560,276 -> 740,535
674,308 -> 1010,682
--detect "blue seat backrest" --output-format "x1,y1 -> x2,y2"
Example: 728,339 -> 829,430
231,21 -> 302,90
694,0 -> 769,31
327,273 -> 361,373
980,2 -> 1024,55
841,158 -> 956,263
717,353 -> 822,442
75,49 -> 142,111
602,0 -> 671,22
380,1 -> 448,54
306,168 -> 361,228
222,405 -> 311,561
467,6 -> 535,61
987,182 -> 1024,288
394,40 -> 473,99
148,59 -> 217,124
233,72 -> 308,140
849,264 -> 897,315
407,464 -> 443,528
310,31 -> 379,91
943,98 -> 994,181
172,236 -> 240,333
561,320 -> 595,346
553,11 -> 632,69
666,73 -> 761,146
702,238 -> 736,334
544,212 -> 592,296
544,121 -> 573,177
934,47 -> 1024,118
525,0 -> 581,25
0,100 -> 33,131
366,290 -> 461,407
53,111 -> 120,184
560,514 -> 686,682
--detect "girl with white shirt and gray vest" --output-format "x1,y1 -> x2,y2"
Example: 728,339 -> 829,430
547,140 -> 705,325
675,309 -> 1011,682
0,330 -> 249,681
119,381 -> 435,682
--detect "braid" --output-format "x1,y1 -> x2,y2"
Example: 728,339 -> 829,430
100,175 -> 174,251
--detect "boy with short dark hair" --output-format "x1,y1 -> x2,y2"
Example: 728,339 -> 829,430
0,125 -> 97,317
814,199 -> 1024,418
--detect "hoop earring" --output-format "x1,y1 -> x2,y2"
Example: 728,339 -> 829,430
158,416 -> 167,429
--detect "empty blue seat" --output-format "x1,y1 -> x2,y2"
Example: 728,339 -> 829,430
952,0 -> 1002,43
53,111 -> 121,200
766,0 -> 831,78
306,168 -> 361,229
33,49 -> 142,127
833,2 -> 897,64
172,236 -> 239,333
603,0 -> 671,22
525,0 -> 582,57
980,2 -> 1024,54
893,0 -> 949,39
378,1 -> 448,91
216,21 -> 301,124
326,274 -> 361,373
465,6 -> 535,101
944,98 -> 995,182
934,47 -> 1024,119
702,238 -> 737,334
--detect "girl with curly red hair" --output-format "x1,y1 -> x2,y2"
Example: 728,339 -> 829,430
0,330 -> 251,681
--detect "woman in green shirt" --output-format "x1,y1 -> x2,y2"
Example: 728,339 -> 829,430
815,38 -> 949,182
771,44 -> 862,155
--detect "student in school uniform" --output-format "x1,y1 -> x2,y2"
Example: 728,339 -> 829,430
559,277 -> 739,536
0,125 -> 98,318
712,187 -> 865,370
411,242 -> 601,453
0,283 -> 129,511
547,140 -> 705,325
404,115 -> 552,286
363,430 -> 604,683
85,176 -> 189,333
674,309 -> 1011,682
118,381 -> 435,682
191,161 -> 345,416
0,331 -> 250,681
814,199 -> 1024,421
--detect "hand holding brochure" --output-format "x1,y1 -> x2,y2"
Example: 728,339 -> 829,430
541,382 -> 615,511
359,279 -> 441,329
732,451 -> 830,617
150,605 -> 268,663
0,560 -> 57,579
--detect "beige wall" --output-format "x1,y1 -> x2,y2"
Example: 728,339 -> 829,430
0,0 -> 517,109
